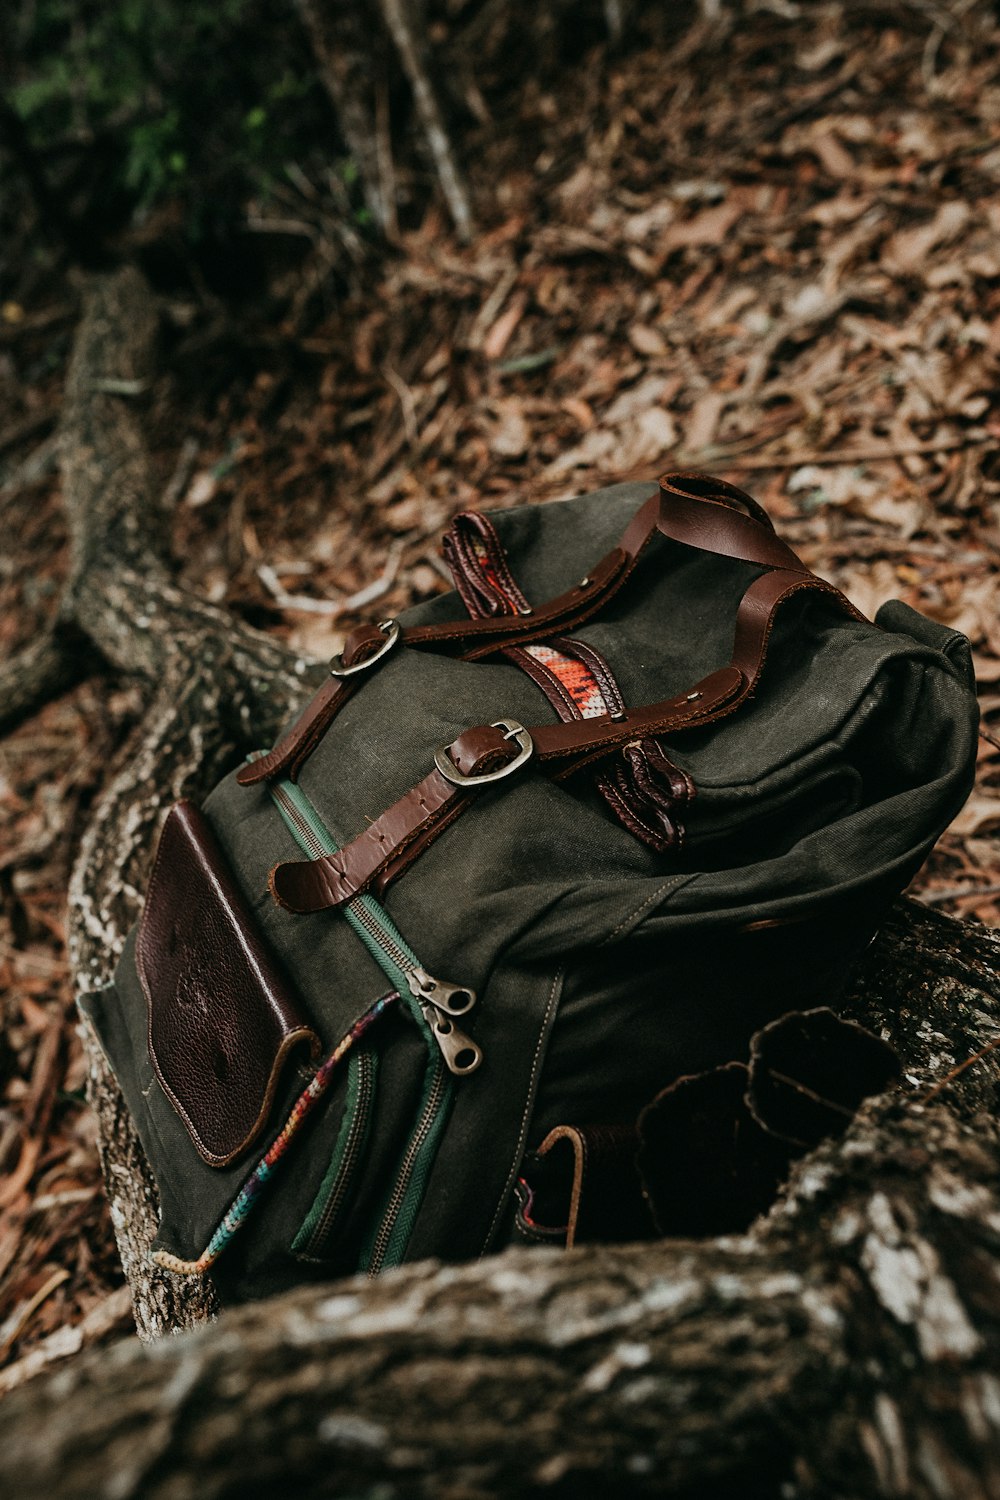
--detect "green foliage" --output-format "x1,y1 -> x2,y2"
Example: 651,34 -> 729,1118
9,0 -> 327,235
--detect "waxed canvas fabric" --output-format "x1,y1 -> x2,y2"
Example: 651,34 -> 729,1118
83,479 -> 980,1302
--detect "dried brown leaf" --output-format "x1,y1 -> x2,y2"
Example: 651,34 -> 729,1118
882,201 -> 970,275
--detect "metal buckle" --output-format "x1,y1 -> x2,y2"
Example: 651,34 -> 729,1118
329,618 -> 401,678
433,719 -> 534,788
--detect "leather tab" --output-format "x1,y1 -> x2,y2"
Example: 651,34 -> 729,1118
522,1123 -> 651,1248
138,801 -> 319,1166
236,677 -> 354,786
343,622 -> 391,666
270,767 -> 463,913
655,472 -> 805,570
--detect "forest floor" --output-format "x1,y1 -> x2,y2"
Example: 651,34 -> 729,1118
1,0 -> 998,1393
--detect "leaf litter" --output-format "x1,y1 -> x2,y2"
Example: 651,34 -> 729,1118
0,0 -> 999,1384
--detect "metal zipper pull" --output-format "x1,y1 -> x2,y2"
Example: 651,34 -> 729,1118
407,966 -> 476,1016
405,968 -> 482,1074
417,1001 -> 483,1075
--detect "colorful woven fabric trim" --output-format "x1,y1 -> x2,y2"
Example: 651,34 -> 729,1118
469,533 -> 529,614
523,643 -> 608,718
152,993 -> 397,1276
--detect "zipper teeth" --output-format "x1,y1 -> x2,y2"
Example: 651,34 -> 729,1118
306,1050 -> 376,1257
271,783 -> 418,978
366,1059 -> 448,1277
349,897 -> 414,976
272,783 -> 327,859
270,775 -> 455,1274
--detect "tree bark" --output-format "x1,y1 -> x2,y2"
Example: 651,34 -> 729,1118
58,266 -> 322,1337
2,267 -> 999,1497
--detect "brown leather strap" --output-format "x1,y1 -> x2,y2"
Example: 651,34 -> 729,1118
270,766 -> 459,912
269,554 -> 864,911
649,472 -> 807,573
446,573 -> 864,776
522,665 -> 745,764
269,667 -> 739,916
239,549 -> 633,786
238,622 -> 387,786
269,723 -> 516,913
242,471 -> 852,788
448,517 -> 694,853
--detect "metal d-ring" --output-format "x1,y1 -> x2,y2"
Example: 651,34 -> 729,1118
329,618 -> 401,678
434,719 -> 534,787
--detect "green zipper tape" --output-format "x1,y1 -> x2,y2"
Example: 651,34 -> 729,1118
359,1052 -> 452,1275
271,778 -> 425,997
270,775 -> 456,1274
292,1046 -> 378,1261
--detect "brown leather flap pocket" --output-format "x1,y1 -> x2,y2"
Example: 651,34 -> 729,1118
138,800 -> 319,1167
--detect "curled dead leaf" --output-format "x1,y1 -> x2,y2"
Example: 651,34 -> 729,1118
950,794 -> 1000,838
636,1063 -> 793,1238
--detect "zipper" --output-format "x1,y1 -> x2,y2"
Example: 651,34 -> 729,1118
269,772 -> 477,1275
270,779 -> 482,1075
293,1047 -> 377,1262
361,1054 -> 451,1277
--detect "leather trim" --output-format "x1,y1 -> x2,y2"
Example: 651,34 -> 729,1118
530,1122 -> 647,1248
138,801 -> 320,1167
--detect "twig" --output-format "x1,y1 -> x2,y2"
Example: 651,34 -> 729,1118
376,0 -> 474,241
709,433 -> 989,471
383,363 -> 419,444
87,378 -> 149,398
0,410 -> 55,458
0,1286 -> 132,1396
0,1268 -> 70,1365
467,265 -> 519,351
0,433 -> 61,498
257,542 -> 404,619
162,437 -> 200,511
920,1035 -> 1000,1104
921,882 -> 1000,906
257,564 -> 341,616
375,70 -> 399,244
339,541 -> 404,614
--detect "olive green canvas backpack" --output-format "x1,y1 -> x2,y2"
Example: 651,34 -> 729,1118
83,472 -> 979,1302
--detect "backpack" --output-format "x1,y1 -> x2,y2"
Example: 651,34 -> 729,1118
82,471 -> 979,1302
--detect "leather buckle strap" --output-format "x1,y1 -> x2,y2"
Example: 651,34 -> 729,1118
242,470 -> 856,791
434,719 -> 533,787
269,722 -> 528,913
238,546 -> 633,788
328,618 -> 401,677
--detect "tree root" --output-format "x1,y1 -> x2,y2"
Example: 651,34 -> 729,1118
1,1094 -> 999,1499
53,267 -> 321,1330
0,628 -> 87,737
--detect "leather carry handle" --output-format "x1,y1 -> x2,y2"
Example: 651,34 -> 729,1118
241,471 -> 838,788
